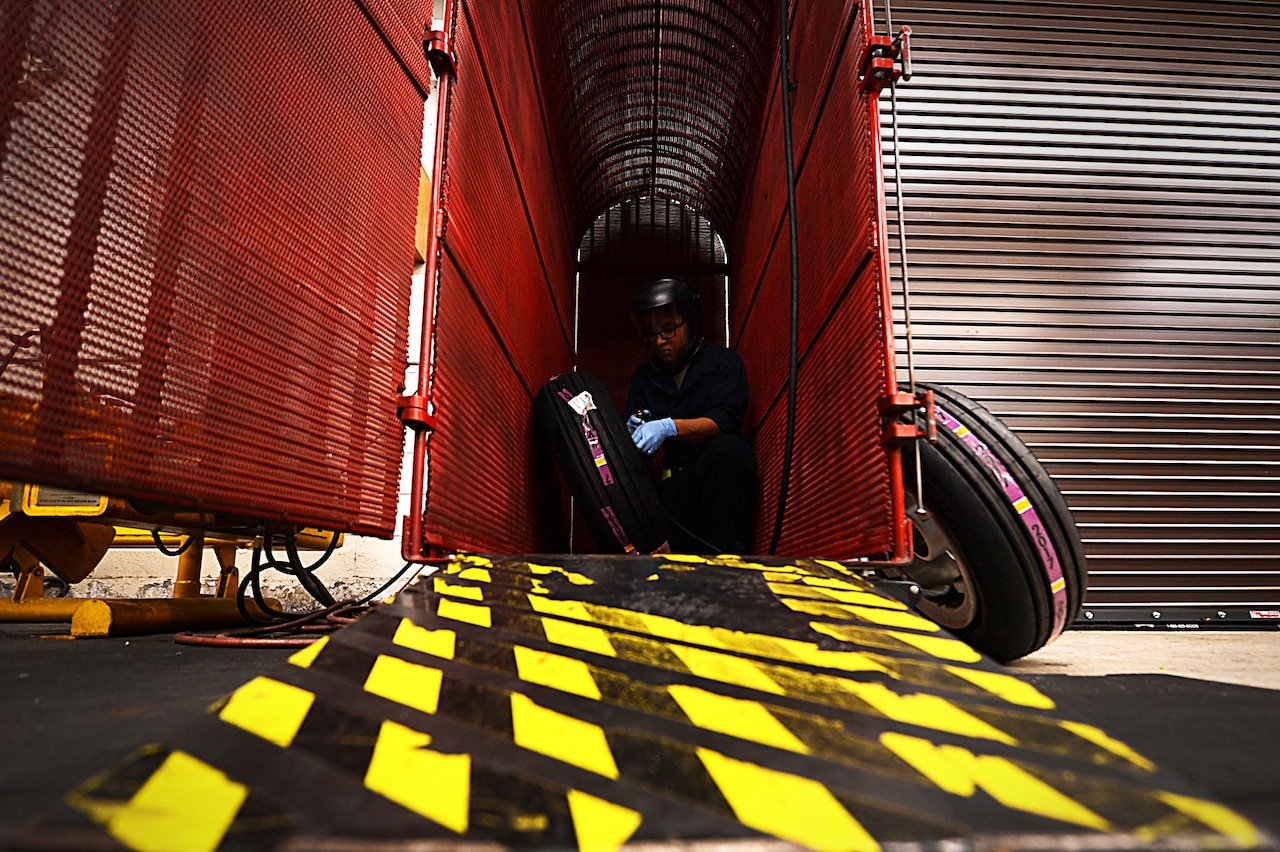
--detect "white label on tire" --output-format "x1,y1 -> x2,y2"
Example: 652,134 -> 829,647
566,391 -> 596,417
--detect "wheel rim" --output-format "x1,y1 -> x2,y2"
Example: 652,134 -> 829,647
904,494 -> 978,630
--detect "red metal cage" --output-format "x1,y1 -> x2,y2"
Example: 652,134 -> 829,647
3,0 -> 906,558
415,0 -> 906,559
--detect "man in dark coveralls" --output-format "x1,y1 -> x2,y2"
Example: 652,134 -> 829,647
623,277 -> 757,554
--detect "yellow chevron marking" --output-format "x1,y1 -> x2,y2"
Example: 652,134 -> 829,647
458,567 -> 492,582
667,684 -> 808,753
540,616 -> 618,657
527,594 -> 595,621
942,666 -> 1056,710
777,598 -> 861,621
811,622 -> 982,663
364,720 -> 470,834
218,676 -> 315,748
287,635 -> 328,669
666,644 -> 784,694
525,588 -> 1052,711
631,611 -> 729,648
457,554 -> 494,567
434,577 -> 484,600
656,554 -> 803,574
887,631 -> 984,662
594,605 -> 794,661
104,750 -> 247,852
515,645 -> 602,699
1058,720 -> 1156,772
841,682 -> 1015,745
768,581 -> 901,608
364,655 -> 443,714
881,732 -> 1110,830
715,556 -> 805,573
393,619 -> 456,660
814,559 -> 874,584
770,637 -> 888,674
437,597 -> 492,628
1013,496 -> 1033,513
1146,791 -> 1260,848
697,748 -> 879,851
566,789 -> 643,852
578,600 -> 887,673
775,595 -> 939,631
798,582 -> 902,607
510,693 -> 619,778
839,605 -> 940,631
527,561 -> 595,586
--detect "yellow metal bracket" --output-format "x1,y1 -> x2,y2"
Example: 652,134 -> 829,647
2,482 -> 342,634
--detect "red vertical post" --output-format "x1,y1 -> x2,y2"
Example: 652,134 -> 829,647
401,5 -> 456,563
863,13 -> 913,564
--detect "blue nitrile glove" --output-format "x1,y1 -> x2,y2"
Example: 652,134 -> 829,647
632,417 -> 677,454
626,412 -> 645,435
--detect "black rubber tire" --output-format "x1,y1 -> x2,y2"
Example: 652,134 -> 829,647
900,383 -> 1088,661
536,370 -> 670,554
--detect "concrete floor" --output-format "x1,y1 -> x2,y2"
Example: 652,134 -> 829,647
1008,630 -> 1280,691
3,623 -> 1279,848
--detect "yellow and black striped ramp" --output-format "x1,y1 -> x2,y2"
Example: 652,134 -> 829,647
15,554 -> 1273,851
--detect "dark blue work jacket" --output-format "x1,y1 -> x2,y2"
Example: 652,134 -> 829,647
623,343 -> 750,470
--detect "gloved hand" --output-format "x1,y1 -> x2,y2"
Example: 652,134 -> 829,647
632,417 -> 676,454
626,412 -> 645,435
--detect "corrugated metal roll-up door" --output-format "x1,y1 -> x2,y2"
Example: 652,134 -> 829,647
880,0 -> 1280,623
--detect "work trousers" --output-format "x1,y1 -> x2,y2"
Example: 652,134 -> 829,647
657,433 -> 757,555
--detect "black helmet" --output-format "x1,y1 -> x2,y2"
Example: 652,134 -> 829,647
628,277 -> 703,342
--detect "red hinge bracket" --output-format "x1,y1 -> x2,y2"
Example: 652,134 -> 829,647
398,393 -> 437,433
879,387 -> 935,446
425,28 -> 456,78
858,25 -> 912,94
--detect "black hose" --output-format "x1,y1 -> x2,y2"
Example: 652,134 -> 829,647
666,511 -> 724,556
284,532 -> 336,607
770,0 -> 802,556
356,561 -> 426,606
259,529 -> 338,607
151,530 -> 194,557
237,543 -> 288,625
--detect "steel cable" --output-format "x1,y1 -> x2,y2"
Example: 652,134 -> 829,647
769,0 -> 802,556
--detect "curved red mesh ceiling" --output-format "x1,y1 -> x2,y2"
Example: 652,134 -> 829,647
527,0 -> 779,236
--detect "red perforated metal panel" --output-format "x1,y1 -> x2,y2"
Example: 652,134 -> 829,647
416,0 -> 577,553
1,0 -> 427,536
732,0 -> 898,557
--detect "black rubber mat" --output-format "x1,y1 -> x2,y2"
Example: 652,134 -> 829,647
1025,672 -> 1280,849
7,554 -> 1274,850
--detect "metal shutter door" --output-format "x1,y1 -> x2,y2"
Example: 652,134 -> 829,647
882,0 -> 1280,621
